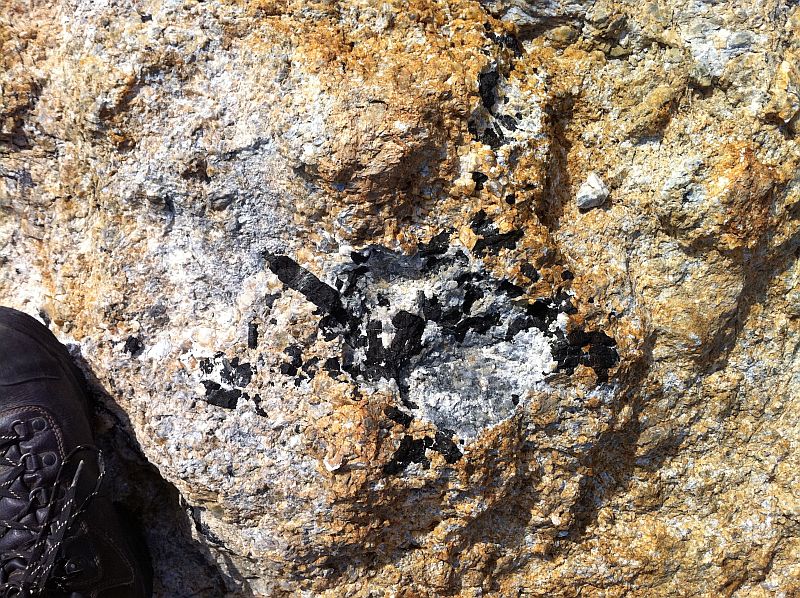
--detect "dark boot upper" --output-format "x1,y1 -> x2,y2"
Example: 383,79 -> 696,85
0,307 -> 150,597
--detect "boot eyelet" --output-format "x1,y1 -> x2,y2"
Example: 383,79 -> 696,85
42,452 -> 58,467
30,417 -> 47,432
64,557 -> 85,575
10,420 -> 26,438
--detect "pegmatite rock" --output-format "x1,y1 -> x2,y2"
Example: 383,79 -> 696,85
2,0 -> 800,596
576,172 -> 609,209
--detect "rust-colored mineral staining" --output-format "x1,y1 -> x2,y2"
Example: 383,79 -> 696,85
2,0 -> 800,596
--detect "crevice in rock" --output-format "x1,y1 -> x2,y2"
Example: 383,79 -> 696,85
537,92 -> 576,232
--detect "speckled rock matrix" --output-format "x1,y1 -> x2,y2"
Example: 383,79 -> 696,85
3,0 -> 800,596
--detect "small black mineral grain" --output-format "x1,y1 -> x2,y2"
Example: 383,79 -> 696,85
201,381 -> 240,409
264,253 -> 348,323
247,321 -> 258,349
472,171 -> 489,191
383,435 -> 431,475
323,357 -> 341,374
123,336 -> 144,357
432,429 -> 462,464
498,279 -> 525,298
384,406 -> 413,427
279,362 -> 297,377
221,358 -> 253,387
284,344 -> 303,368
478,69 -> 500,112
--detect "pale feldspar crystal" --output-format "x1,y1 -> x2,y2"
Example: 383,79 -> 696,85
576,172 -> 609,209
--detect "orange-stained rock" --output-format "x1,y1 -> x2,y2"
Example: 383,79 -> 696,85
2,0 -> 800,596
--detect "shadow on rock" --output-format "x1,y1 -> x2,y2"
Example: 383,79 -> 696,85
67,348 -> 253,598
565,331 -> 658,542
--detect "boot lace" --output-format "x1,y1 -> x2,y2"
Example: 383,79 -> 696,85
0,426 -> 104,598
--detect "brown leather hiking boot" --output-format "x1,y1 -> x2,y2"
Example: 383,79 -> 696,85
0,307 -> 152,597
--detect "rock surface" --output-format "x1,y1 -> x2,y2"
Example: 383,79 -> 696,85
576,172 -> 609,209
2,0 -> 800,596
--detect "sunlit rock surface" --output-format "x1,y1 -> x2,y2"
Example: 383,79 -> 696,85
3,1 -> 800,596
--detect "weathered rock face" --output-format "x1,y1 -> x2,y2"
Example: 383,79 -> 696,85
3,0 -> 800,595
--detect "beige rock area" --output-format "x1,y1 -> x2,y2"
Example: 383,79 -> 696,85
3,0 -> 800,595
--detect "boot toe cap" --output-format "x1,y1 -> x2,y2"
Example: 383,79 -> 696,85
0,317 -> 62,387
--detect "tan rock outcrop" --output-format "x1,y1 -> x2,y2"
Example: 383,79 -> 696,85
2,0 -> 800,596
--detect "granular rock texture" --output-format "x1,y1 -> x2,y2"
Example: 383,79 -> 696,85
2,0 -> 800,596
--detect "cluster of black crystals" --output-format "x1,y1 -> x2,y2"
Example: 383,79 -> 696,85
252,213 -> 618,474
184,211 -> 618,475
198,353 -> 260,412
466,25 -> 525,151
